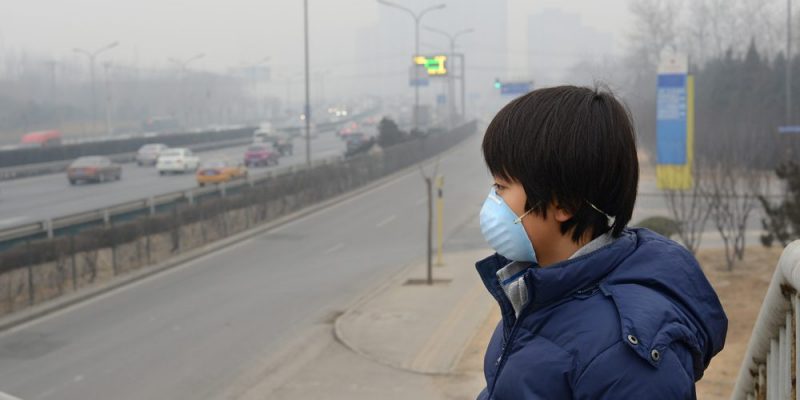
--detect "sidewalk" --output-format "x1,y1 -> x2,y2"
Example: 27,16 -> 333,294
247,249 -> 498,400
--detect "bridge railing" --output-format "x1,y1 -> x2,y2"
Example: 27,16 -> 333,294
733,240 -> 800,400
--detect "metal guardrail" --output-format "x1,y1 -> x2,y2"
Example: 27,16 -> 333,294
732,240 -> 800,400
0,154 -> 344,248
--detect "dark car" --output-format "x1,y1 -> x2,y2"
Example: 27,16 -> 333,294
67,156 -> 122,185
244,143 -> 280,167
344,133 -> 375,158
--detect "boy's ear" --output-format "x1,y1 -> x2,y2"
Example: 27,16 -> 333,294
551,201 -> 574,223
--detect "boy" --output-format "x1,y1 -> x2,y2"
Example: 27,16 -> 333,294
476,86 -> 727,399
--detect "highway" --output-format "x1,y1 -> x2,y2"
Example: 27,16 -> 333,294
0,132 -> 346,230
0,130 -> 492,400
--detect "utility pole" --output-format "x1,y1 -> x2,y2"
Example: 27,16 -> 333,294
304,0 -> 312,166
424,27 -> 473,127
788,0 -> 793,124
377,0 -> 445,131
74,41 -> 119,134
103,62 -> 113,135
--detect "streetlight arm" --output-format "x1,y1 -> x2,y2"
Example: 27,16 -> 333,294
453,28 -> 475,42
187,53 -> 205,66
376,0 -> 416,20
418,4 -> 446,21
423,25 -> 454,41
95,41 -> 119,56
73,48 -> 93,58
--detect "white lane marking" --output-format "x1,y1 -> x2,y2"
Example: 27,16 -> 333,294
36,388 -> 55,399
0,216 -> 29,227
324,243 -> 345,254
375,215 -> 397,228
0,391 -> 24,400
415,197 -> 426,206
73,375 -> 84,383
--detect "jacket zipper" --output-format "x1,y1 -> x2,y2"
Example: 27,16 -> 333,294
489,271 -> 538,398
489,320 -> 521,397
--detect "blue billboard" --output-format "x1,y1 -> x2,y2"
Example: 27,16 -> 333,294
656,73 -> 687,165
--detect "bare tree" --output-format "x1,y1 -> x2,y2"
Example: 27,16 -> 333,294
662,161 -> 711,255
627,0 -> 683,69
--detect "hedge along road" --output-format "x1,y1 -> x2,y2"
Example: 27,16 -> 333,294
0,131 -> 345,229
0,129 -> 489,400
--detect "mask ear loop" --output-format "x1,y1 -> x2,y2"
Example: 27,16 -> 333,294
587,201 -> 616,227
513,208 -> 534,224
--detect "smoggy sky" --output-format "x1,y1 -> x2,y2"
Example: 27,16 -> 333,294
0,0 -> 632,75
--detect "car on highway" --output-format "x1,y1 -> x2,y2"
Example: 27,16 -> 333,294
136,143 -> 169,166
337,122 -> 360,139
67,156 -> 122,185
156,148 -> 200,175
244,143 -> 280,167
21,130 -> 62,147
253,122 -> 275,141
253,133 -> 293,156
196,159 -> 248,187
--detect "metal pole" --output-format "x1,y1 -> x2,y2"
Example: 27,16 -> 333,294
426,176 -> 433,285
90,57 -> 97,134
435,175 -> 444,265
447,38 -> 455,128
304,0 -> 312,166
460,54 -> 466,120
424,27 -> 473,124
414,16 -> 420,132
104,62 -> 113,135
788,0 -> 793,124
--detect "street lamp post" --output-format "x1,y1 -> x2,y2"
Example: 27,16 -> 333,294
424,26 -> 473,127
787,0 -> 793,125
304,0 -> 312,166
102,62 -> 114,135
169,53 -> 205,127
74,41 -> 119,134
377,0 -> 445,131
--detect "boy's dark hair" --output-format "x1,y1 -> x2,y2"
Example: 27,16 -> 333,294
482,85 -> 639,242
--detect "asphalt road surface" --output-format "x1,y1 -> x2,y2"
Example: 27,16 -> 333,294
0,132 -> 346,229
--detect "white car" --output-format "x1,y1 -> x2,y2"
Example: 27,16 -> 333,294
136,143 -> 168,166
156,148 -> 199,175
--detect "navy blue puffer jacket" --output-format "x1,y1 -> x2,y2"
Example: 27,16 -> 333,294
475,228 -> 727,399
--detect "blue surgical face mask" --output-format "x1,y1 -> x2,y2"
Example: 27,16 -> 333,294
479,188 -> 537,262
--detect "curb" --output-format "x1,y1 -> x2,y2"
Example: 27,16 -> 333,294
332,257 -> 457,377
331,258 -> 494,377
0,131 -> 477,333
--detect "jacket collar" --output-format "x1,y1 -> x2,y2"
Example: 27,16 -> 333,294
476,230 -> 638,312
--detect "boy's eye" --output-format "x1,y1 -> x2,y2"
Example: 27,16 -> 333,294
492,183 -> 506,191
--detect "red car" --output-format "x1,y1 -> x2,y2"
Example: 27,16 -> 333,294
21,130 -> 62,147
244,143 -> 280,167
